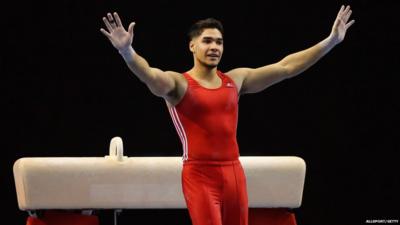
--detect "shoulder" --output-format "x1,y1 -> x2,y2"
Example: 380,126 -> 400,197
223,68 -> 251,95
163,71 -> 187,87
225,67 -> 251,77
165,71 -> 185,80
164,71 -> 188,106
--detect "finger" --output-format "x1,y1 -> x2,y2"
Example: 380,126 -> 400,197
332,18 -> 340,31
343,9 -> 352,22
345,20 -> 355,30
113,12 -> 123,28
337,5 -> 345,18
128,22 -> 136,36
342,5 -> 351,18
107,13 -> 117,29
100,28 -> 112,39
102,17 -> 113,32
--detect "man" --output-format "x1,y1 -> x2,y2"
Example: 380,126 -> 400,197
100,5 -> 354,225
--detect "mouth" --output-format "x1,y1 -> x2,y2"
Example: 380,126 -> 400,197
207,54 -> 219,58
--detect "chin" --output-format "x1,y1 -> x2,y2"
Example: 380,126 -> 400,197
205,63 -> 218,69
199,59 -> 220,68
206,60 -> 220,67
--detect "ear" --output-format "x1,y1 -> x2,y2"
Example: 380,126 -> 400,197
189,40 -> 195,53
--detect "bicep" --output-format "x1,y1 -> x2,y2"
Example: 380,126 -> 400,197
146,68 -> 179,97
241,63 -> 289,94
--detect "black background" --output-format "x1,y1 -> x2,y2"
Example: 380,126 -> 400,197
3,0 -> 399,224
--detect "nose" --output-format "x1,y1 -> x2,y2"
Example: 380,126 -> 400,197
210,42 -> 220,51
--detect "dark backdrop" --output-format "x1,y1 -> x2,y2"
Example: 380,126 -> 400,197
3,0 -> 399,225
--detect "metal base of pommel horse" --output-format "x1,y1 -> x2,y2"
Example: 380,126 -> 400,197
14,137 -> 306,225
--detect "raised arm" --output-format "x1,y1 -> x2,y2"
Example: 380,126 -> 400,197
100,12 -> 181,98
227,5 -> 355,95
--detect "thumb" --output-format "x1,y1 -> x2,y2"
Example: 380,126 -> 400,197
100,28 -> 112,39
128,22 -> 136,36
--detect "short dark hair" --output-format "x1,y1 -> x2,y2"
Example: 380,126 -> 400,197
188,18 -> 224,40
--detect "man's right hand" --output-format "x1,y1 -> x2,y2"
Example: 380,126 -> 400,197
100,12 -> 135,54
99,12 -> 183,103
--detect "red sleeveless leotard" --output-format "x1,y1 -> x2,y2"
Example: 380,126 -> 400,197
168,71 -> 248,225
168,70 -> 240,161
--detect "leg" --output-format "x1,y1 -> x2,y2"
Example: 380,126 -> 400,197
182,164 -> 223,225
221,161 -> 248,225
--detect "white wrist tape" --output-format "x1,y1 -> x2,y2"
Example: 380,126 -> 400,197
118,46 -> 135,58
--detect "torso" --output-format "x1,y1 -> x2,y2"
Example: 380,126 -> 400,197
166,71 -> 240,161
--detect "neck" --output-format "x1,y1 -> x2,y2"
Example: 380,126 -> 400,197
188,63 -> 218,80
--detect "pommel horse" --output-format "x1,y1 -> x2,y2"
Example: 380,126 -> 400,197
14,137 -> 306,225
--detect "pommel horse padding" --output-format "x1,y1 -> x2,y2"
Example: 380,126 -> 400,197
13,137 -> 306,211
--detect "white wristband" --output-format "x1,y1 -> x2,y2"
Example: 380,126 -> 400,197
118,46 -> 135,59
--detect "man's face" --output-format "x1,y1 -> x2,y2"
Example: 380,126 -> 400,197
190,28 -> 224,68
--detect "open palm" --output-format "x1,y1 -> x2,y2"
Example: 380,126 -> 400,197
330,5 -> 355,45
100,12 -> 135,52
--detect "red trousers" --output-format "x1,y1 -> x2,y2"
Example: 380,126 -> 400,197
182,160 -> 248,225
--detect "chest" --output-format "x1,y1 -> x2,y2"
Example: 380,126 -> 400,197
180,85 -> 238,115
